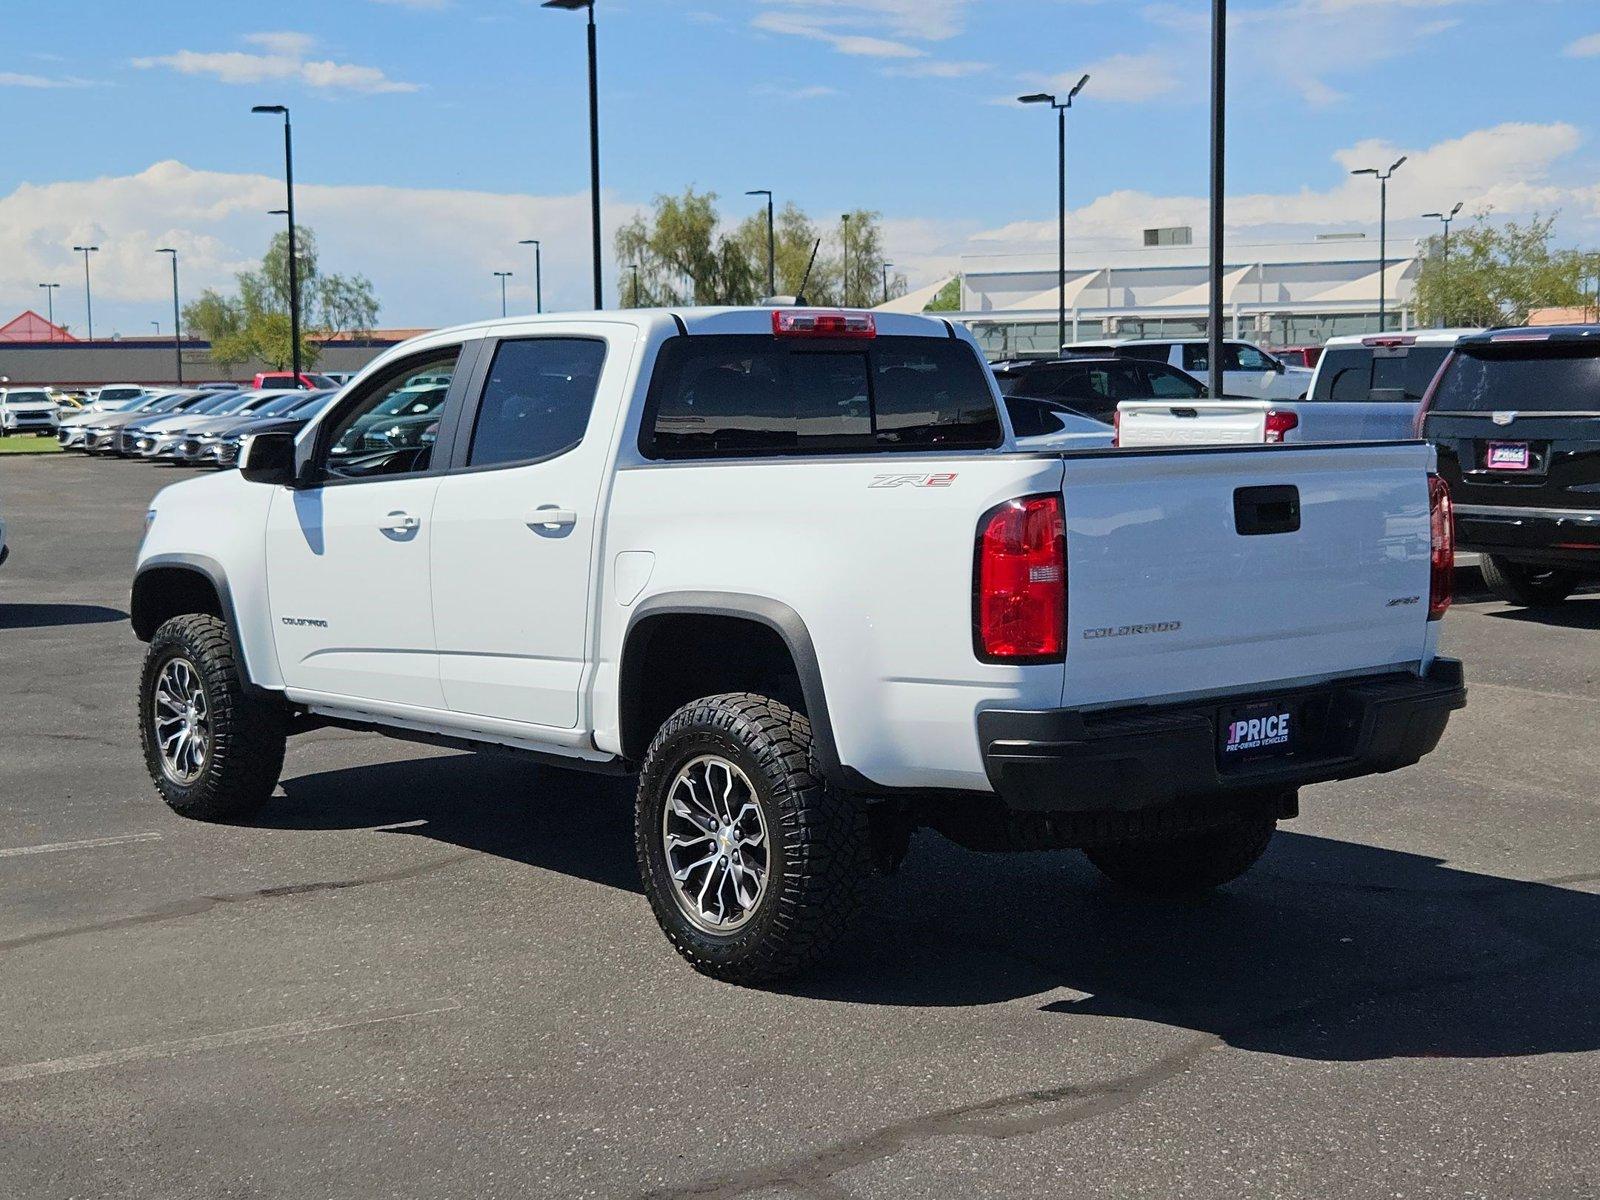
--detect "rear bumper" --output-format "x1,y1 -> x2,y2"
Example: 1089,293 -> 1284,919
1454,503 -> 1600,571
979,659 -> 1466,814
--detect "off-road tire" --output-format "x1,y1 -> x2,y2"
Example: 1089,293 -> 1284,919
635,692 -> 871,985
1480,554 -> 1578,608
1084,812 -> 1276,896
139,613 -> 287,821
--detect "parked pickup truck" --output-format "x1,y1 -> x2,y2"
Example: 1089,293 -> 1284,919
131,307 -> 1466,983
1116,330 -> 1474,448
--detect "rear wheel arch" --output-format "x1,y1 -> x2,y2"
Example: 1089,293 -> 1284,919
617,594 -> 841,780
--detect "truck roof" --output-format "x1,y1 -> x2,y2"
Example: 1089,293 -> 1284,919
1321,329 -> 1481,349
410,307 -> 959,345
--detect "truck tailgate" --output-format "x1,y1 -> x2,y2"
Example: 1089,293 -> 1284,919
1118,400 -> 1268,447
1060,442 -> 1434,708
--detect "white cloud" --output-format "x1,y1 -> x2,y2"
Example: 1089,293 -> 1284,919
0,71 -> 93,89
0,161 -> 641,334
1565,33 -> 1600,58
752,0 -> 975,60
883,60 -> 990,79
132,32 -> 419,94
371,0 -> 450,8
961,123 -> 1600,261
1054,54 -> 1179,103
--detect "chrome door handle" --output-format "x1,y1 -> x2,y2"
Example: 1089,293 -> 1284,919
380,511 -> 421,533
529,507 -> 577,529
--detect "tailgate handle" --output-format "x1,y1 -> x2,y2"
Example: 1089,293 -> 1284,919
1234,485 -> 1301,536
1169,407 -> 1199,418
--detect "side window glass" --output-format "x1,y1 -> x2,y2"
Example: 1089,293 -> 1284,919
467,338 -> 607,468
1183,344 -> 1210,373
321,348 -> 460,480
1145,366 -> 1204,399
1233,344 -> 1270,371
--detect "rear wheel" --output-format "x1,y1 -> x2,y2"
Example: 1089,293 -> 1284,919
1481,554 -> 1578,608
139,614 -> 287,821
635,692 -> 871,985
1084,812 -> 1276,896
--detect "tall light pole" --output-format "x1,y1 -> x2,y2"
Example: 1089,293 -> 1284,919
37,283 -> 60,338
544,0 -> 604,310
1421,201 -> 1463,328
840,214 -> 854,307
1020,74 -> 1090,357
746,189 -> 776,298
155,247 -> 183,383
252,104 -> 301,381
881,261 -> 894,305
626,263 -> 640,307
494,271 -> 514,317
518,239 -> 543,313
72,245 -> 99,341
1352,155 -> 1407,331
1207,0 -> 1225,400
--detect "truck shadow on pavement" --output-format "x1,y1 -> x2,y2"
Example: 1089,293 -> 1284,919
266,750 -> 1600,1063
0,602 -> 129,629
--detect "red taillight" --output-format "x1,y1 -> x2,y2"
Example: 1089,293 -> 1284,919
1428,474 -> 1454,621
975,495 -> 1066,662
1362,335 -> 1415,348
771,309 -> 876,338
1264,409 -> 1299,443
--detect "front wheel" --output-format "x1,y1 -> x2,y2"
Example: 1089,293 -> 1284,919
635,692 -> 871,985
139,614 -> 287,821
1084,812 -> 1276,896
1480,554 -> 1578,608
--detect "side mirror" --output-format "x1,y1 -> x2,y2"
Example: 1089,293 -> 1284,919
239,431 -> 299,486
1272,359 -> 1286,374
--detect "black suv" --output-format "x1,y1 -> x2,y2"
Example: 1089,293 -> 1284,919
1423,326 -> 1600,607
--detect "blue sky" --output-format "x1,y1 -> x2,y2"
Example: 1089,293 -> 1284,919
3,0 -> 1598,334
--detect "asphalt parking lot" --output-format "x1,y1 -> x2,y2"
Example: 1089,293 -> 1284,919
2,453 -> 1598,1200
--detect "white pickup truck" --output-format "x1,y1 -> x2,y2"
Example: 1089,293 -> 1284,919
132,307 -> 1466,983
1116,331 -> 1473,448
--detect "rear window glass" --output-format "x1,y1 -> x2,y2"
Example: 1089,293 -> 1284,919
1004,396 -> 1071,438
1313,346 -> 1451,403
642,335 -> 1001,459
1432,344 -> 1600,414
1115,344 -> 1172,364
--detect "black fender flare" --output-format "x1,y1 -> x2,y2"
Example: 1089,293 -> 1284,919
131,553 -> 261,689
622,592 -> 844,786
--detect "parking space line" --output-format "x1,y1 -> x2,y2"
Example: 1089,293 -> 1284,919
0,832 -> 163,859
0,999 -> 463,1084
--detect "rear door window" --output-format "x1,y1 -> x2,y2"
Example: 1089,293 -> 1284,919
643,335 -> 1000,458
1431,344 -> 1600,413
466,338 -> 606,468
1142,364 -> 1206,399
1116,343 -> 1173,364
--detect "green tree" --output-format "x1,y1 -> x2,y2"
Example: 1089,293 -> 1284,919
616,190 -> 902,308
923,277 -> 962,312
615,188 -> 760,306
183,227 -> 379,369
1416,213 -> 1590,328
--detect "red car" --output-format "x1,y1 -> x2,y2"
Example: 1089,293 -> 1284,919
253,370 -> 338,390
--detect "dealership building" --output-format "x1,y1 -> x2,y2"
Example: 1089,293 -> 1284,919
908,229 -> 1422,358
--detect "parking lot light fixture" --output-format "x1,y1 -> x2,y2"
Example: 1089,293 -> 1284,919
544,0 -> 604,310
1019,74 -> 1089,355
518,239 -> 543,312
252,104 -> 302,382
1421,202 -> 1464,328
156,248 -> 183,383
746,190 -> 776,298
72,245 -> 99,341
493,270 -> 514,317
1352,155 -> 1407,331
37,282 -> 61,337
